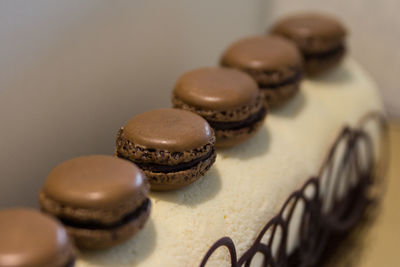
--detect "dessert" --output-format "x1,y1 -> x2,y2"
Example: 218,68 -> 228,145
39,155 -> 151,250
0,208 -> 75,267
172,67 -> 267,147
116,108 -> 217,191
271,13 -> 347,76
220,35 -> 303,108
0,9 -> 382,267
77,58 -> 383,266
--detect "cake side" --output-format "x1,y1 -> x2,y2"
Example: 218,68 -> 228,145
77,58 -> 383,267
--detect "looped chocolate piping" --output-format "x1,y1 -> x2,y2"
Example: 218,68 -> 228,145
200,112 -> 387,267
200,237 -> 238,267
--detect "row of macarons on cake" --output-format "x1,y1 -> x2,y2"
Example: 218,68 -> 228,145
0,12 -> 347,267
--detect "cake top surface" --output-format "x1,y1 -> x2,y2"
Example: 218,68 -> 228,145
221,35 -> 302,71
124,108 -> 214,151
272,12 -> 346,40
174,67 -> 259,111
0,208 -> 72,267
77,59 -> 383,267
43,155 -> 147,209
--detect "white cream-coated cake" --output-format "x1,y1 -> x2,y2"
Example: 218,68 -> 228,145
77,59 -> 383,267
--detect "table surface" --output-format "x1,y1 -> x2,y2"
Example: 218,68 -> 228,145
326,122 -> 400,266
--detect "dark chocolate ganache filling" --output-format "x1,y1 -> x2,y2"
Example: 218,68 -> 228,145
131,148 -> 215,173
208,106 -> 267,131
260,72 -> 302,90
304,44 -> 345,60
58,198 -> 151,230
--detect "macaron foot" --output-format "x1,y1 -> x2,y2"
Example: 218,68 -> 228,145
63,199 -> 151,250
146,148 -> 216,191
304,45 -> 346,76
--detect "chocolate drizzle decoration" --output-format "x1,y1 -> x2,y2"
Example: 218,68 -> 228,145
200,112 -> 387,267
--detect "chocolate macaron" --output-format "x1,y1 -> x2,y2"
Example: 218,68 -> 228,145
271,13 -> 347,75
221,35 -> 303,108
39,155 -> 151,250
116,108 -> 216,191
172,67 -> 267,147
0,208 -> 75,267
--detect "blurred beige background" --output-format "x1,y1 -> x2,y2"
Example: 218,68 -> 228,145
0,0 -> 399,207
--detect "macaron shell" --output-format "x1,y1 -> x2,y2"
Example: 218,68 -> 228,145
271,13 -> 347,54
244,67 -> 301,89
0,209 -> 74,267
42,155 -> 148,210
174,67 -> 259,111
124,108 -> 214,152
39,189 -> 146,225
272,12 -> 346,40
221,35 -> 302,72
172,94 -> 264,123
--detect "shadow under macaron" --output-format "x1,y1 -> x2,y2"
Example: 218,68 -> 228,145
149,167 -> 222,207
309,60 -> 353,84
218,125 -> 270,160
79,218 -> 157,265
272,90 -> 307,118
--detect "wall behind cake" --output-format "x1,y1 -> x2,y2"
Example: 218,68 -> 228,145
266,0 -> 400,118
0,0 -> 270,207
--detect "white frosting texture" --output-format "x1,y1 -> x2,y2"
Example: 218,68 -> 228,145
77,59 -> 383,267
